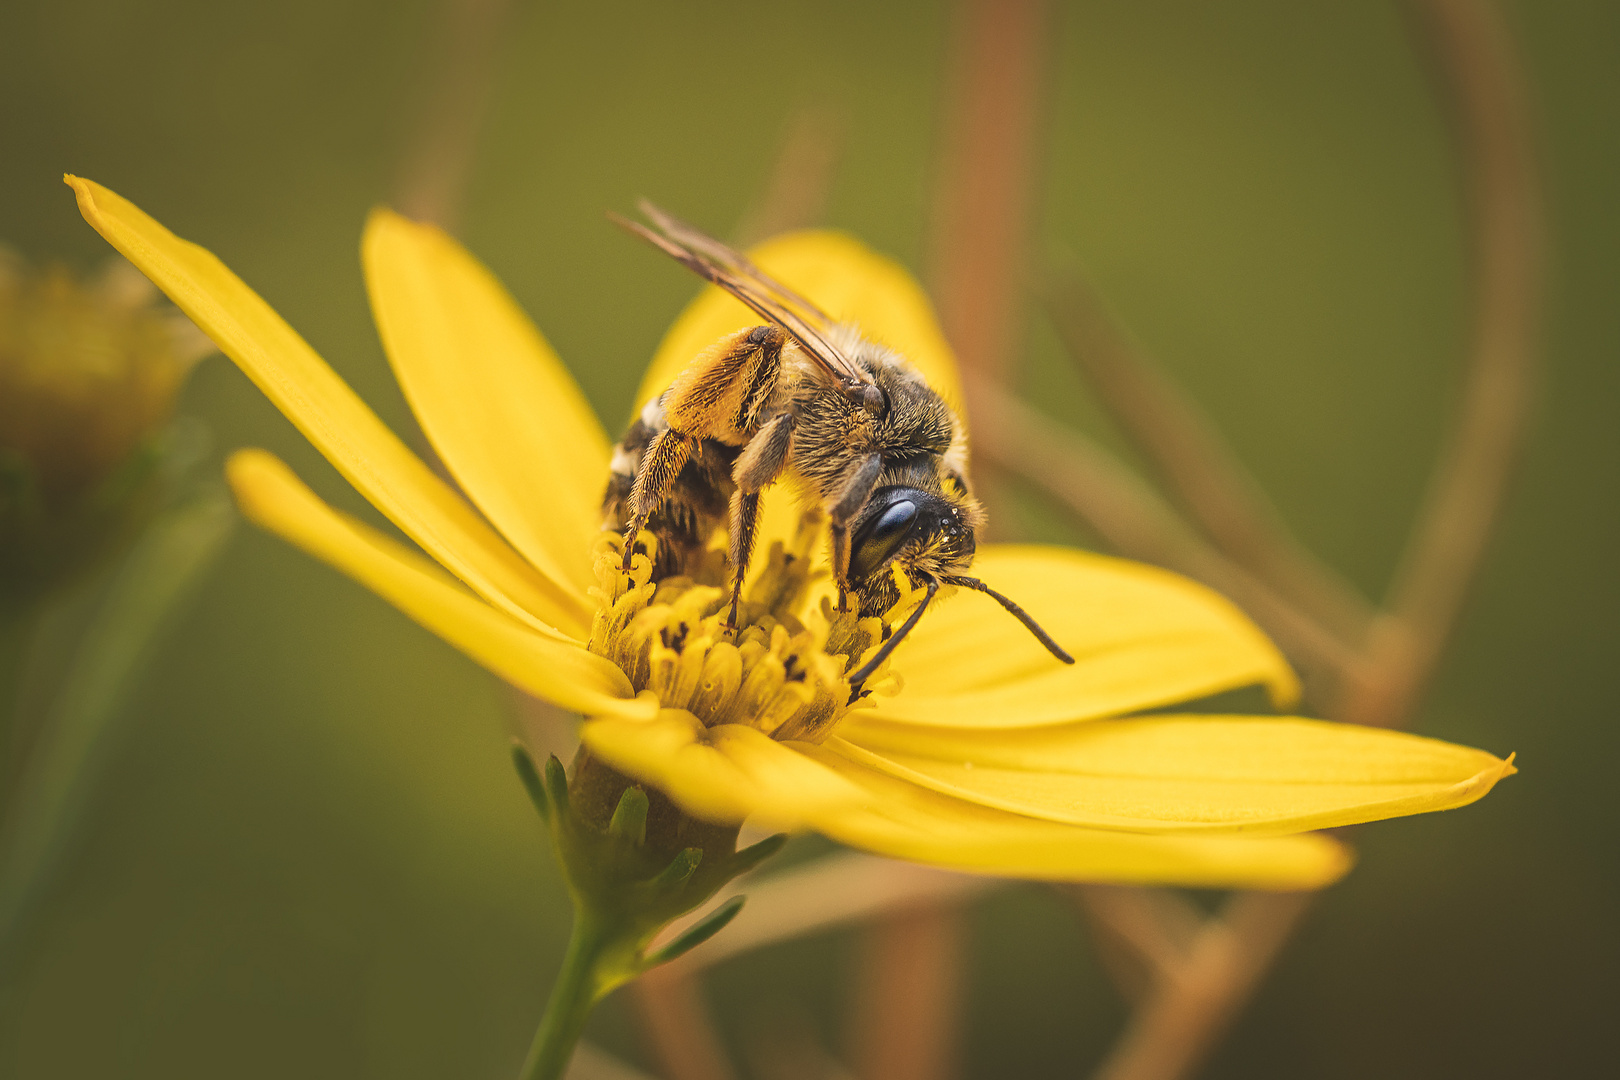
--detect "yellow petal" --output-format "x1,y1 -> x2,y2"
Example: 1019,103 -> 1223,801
67,175 -> 589,639
226,449 -> 648,720
362,210 -> 607,596
634,230 -> 962,416
579,710 -> 867,829
835,716 -> 1515,834
869,544 -> 1299,727
793,743 -> 1352,888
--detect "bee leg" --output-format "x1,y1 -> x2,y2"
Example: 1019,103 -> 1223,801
827,452 -> 883,610
664,325 -> 786,437
726,413 -> 795,628
830,523 -> 850,611
726,492 -> 761,629
622,428 -> 695,571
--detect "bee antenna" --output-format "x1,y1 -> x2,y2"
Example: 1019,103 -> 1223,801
942,576 -> 1075,664
847,577 -> 941,692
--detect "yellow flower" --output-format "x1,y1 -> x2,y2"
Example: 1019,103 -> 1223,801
0,249 -> 207,504
67,175 -> 1515,891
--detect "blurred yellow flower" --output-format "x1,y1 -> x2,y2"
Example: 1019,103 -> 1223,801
68,175 -> 1514,890
1,243 -> 211,590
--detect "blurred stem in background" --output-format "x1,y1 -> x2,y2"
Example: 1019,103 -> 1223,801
0,251 -> 229,956
392,0 -> 513,233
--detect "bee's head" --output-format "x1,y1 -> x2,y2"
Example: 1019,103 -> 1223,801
842,485 -> 1073,692
848,486 -> 977,613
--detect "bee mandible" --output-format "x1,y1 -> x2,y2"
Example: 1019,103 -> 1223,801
603,202 -> 1073,687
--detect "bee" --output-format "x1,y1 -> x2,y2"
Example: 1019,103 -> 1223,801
604,202 -> 1073,687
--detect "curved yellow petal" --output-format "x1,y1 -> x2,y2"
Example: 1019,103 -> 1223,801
363,210 -> 607,596
635,230 -> 962,416
67,175 -> 589,639
226,449 -> 648,720
579,711 -> 866,829
835,716 -> 1515,834
869,544 -> 1299,727
793,743 -> 1352,888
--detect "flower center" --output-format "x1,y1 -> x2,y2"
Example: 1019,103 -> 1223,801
586,510 -> 903,743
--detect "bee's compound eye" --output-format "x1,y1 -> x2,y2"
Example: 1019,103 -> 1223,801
849,498 -> 918,582
872,499 -> 917,539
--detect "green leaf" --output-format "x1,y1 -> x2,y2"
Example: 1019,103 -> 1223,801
543,754 -> 570,822
642,895 -> 746,970
512,744 -> 549,822
729,832 -> 787,877
608,786 -> 648,847
649,846 -> 702,891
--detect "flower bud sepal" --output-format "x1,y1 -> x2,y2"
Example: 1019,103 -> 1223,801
512,744 -> 784,1080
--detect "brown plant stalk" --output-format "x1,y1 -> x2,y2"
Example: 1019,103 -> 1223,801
1036,263 -> 1377,649
966,373 -> 1366,707
391,0 -> 513,232
1339,0 -> 1544,730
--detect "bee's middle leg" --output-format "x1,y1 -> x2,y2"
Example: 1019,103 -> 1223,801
726,413 -> 795,628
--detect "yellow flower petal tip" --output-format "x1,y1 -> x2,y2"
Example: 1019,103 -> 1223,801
67,176 -> 593,639
224,447 -> 293,527
835,714 -> 1516,835
66,175 -> 131,247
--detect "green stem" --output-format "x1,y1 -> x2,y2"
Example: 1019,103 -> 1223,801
520,913 -> 613,1080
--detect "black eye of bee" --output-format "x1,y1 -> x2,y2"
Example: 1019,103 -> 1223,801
849,494 -> 920,582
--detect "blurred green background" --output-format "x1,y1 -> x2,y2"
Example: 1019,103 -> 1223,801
1,1 -> 1615,1077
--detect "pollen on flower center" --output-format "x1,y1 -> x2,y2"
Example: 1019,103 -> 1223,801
586,511 -> 900,744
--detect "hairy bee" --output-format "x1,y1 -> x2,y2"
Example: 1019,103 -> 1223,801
604,202 -> 1072,686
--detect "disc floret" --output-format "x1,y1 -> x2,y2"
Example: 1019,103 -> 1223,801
587,512 -> 899,744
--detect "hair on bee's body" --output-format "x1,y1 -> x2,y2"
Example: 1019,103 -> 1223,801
601,393 -> 739,581
605,203 -> 1072,685
603,321 -> 980,611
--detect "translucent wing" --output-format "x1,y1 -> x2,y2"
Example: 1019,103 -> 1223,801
614,201 -> 877,396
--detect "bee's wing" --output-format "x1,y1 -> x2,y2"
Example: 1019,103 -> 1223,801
614,201 -> 876,393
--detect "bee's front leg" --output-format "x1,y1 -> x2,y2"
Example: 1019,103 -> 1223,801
622,428 -> 695,571
726,413 -> 795,629
827,453 -> 883,611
